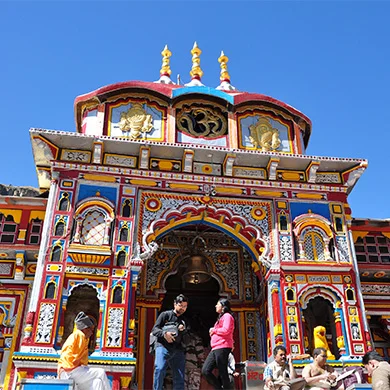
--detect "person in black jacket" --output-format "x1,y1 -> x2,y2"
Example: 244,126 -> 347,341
151,294 -> 189,390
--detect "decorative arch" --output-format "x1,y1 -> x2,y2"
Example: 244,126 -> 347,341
68,281 -> 101,298
299,285 -> 342,309
142,204 -> 269,265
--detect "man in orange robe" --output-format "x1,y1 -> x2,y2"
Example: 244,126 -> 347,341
58,312 -> 111,390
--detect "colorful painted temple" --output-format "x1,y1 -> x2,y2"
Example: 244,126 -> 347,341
0,43 -> 389,389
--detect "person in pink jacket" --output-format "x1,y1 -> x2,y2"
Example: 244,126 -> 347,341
202,298 -> 235,389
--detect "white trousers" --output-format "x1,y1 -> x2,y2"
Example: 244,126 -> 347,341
59,365 -> 111,390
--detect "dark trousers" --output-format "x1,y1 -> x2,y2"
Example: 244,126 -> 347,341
202,347 -> 232,390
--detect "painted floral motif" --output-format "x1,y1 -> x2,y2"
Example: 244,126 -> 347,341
280,235 -> 293,262
35,303 -> 55,343
106,308 -> 124,348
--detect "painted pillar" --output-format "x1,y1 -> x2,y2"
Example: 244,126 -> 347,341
268,277 -> 283,353
21,176 -> 58,347
334,307 -> 346,355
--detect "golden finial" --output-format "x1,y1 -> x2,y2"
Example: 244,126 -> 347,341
189,42 -> 203,80
160,44 -> 172,77
216,50 -> 236,91
218,51 -> 230,82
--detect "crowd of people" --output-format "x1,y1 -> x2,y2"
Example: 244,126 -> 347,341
56,299 -> 390,390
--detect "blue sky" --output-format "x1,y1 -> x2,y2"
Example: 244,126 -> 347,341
2,1 -> 389,219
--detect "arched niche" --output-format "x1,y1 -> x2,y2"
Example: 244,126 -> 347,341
61,284 -> 100,353
300,287 -> 342,358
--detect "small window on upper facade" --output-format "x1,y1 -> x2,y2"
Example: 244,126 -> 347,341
279,215 -> 288,231
59,193 -> 70,211
51,245 -> 62,262
117,250 -> 127,267
28,218 -> 43,245
55,220 -> 65,237
45,282 -> 56,299
0,215 -> 18,244
353,234 -> 390,263
119,226 -> 129,242
113,286 -> 123,304
122,200 -> 131,218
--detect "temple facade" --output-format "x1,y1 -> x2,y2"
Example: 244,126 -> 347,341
0,44 -> 388,389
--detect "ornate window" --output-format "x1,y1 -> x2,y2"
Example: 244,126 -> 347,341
303,231 -> 325,261
293,213 -> 333,262
355,234 -> 390,263
80,210 -> 106,245
72,198 -> 115,247
0,214 -> 18,244
27,218 -> 43,245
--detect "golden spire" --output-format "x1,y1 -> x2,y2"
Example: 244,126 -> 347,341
216,50 -> 236,91
160,44 -> 172,77
189,42 -> 203,80
218,51 -> 230,82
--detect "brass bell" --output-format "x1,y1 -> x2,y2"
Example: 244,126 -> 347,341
182,254 -> 211,284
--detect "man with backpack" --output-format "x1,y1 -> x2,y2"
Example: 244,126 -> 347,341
151,294 -> 189,390
362,351 -> 390,390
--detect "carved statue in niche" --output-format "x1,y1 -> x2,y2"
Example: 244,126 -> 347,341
177,105 -> 227,138
313,325 -> 335,359
249,117 -> 281,151
119,103 -> 153,139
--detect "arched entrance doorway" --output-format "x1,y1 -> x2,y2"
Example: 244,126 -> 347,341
137,225 -> 267,389
62,284 -> 100,352
161,270 -> 221,348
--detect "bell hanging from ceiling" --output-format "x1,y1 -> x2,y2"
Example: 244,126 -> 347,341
182,254 -> 211,284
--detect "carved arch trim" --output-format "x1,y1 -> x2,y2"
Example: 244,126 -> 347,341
293,213 -> 333,238
75,198 -> 115,220
142,204 -> 269,265
299,285 -> 343,309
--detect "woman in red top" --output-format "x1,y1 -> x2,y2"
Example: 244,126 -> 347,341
202,298 -> 235,389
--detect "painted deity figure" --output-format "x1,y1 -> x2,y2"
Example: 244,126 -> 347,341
313,326 -> 335,360
249,117 -> 281,151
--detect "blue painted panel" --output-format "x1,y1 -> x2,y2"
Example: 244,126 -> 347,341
290,202 -> 330,220
21,379 -> 73,390
172,86 -> 234,103
78,184 -> 117,204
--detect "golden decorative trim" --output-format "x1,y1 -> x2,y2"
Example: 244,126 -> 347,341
83,174 -> 117,183
295,193 -> 323,200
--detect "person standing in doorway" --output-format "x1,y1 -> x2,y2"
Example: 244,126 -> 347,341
151,294 -> 189,390
202,298 -> 235,390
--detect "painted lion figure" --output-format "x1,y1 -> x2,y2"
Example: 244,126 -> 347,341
313,325 -> 335,359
